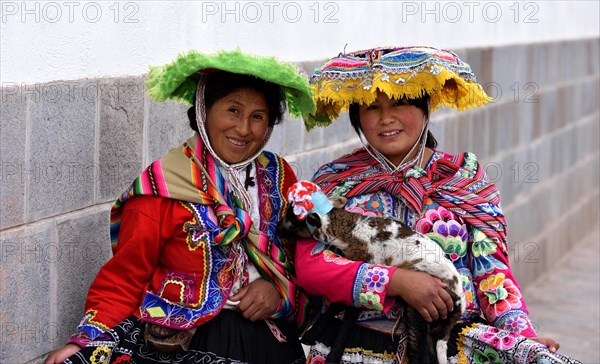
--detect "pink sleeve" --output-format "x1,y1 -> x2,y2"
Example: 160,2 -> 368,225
295,238 -> 397,313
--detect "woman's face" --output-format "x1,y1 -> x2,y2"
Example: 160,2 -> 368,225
359,92 -> 425,166
205,88 -> 270,164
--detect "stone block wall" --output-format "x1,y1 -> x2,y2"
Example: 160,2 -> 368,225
1,38 -> 598,362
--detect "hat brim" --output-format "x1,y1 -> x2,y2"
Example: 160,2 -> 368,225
308,46 -> 492,130
146,49 -> 315,122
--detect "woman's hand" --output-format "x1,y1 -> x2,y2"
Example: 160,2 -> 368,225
230,278 -> 281,321
44,344 -> 81,364
531,337 -> 560,353
387,268 -> 454,322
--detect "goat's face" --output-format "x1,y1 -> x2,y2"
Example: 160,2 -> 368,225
276,204 -> 315,239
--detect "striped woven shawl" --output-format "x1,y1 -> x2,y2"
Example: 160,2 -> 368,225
313,148 -> 508,255
109,134 -> 307,328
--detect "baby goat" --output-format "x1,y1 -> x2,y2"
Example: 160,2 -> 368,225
277,181 -> 465,364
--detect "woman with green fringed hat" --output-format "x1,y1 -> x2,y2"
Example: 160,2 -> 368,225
295,46 -> 582,364
44,50 -> 315,364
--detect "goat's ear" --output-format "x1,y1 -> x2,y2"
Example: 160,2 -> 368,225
330,196 -> 348,208
306,213 -> 322,228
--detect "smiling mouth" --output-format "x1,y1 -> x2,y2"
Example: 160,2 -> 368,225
380,130 -> 401,137
227,137 -> 249,147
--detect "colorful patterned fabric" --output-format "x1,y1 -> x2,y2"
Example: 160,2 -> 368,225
296,150 -> 579,364
308,46 -> 492,128
103,134 -> 308,332
456,323 -> 581,364
299,149 -> 584,363
67,313 -> 306,364
313,148 -> 508,254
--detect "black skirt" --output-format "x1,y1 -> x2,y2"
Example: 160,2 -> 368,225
65,310 -> 306,364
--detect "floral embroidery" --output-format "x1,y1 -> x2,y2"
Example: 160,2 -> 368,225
478,273 -> 522,320
478,326 -> 518,350
471,228 -> 507,277
502,315 -> 530,334
364,196 -> 385,214
472,229 -> 498,256
359,291 -> 384,311
416,206 -> 451,233
90,346 -> 111,364
416,206 -> 468,264
365,266 -> 390,293
310,355 -> 326,364
114,354 -> 132,364
461,273 -> 475,307
473,347 -> 503,364
346,193 -> 392,217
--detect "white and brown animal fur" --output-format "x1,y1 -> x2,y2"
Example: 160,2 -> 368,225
278,196 -> 465,364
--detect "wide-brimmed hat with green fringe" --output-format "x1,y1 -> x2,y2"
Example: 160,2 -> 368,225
145,49 -> 315,124
308,46 -> 492,129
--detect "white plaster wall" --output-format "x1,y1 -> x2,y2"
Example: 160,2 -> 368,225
1,0 -> 599,84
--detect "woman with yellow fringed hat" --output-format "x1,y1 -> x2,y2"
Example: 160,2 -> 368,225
295,46 -> 582,364
44,49 -> 315,364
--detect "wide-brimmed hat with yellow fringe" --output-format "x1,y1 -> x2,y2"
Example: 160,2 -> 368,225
307,46 -> 491,130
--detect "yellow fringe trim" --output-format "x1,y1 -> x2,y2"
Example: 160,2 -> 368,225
344,347 -> 398,360
83,310 -> 111,331
311,66 -> 492,126
457,322 -> 480,364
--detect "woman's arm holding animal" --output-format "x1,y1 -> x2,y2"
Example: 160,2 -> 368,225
295,238 -> 398,312
387,268 -> 455,322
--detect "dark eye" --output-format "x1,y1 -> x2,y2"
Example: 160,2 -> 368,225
252,113 -> 266,121
365,104 -> 379,111
228,107 -> 239,114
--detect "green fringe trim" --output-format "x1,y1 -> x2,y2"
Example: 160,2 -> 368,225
146,49 -> 315,126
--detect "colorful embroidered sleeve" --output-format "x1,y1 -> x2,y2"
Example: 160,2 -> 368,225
470,226 -> 537,337
70,196 -> 169,345
294,237 -> 397,312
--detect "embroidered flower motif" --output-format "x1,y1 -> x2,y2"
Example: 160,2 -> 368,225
359,291 -> 383,311
310,355 -> 326,364
365,266 -> 389,293
461,274 -> 475,307
90,346 -> 111,364
471,228 -> 507,277
473,347 -> 503,364
478,326 -> 518,350
416,207 -> 468,262
348,193 -> 389,217
503,315 -> 530,334
472,229 -> 498,257
114,354 -> 132,364
478,273 -> 522,320
365,196 -> 385,214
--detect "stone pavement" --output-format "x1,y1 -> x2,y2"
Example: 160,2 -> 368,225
523,229 -> 600,363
